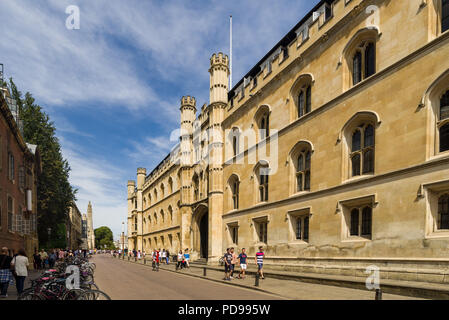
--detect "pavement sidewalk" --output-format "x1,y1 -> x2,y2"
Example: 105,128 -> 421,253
115,256 -> 423,300
2,270 -> 41,301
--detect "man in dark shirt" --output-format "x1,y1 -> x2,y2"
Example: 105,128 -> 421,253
237,248 -> 248,279
223,248 -> 233,281
0,247 -> 13,298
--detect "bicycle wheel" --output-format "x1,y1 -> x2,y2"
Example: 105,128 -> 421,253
62,289 -> 85,300
77,289 -> 111,300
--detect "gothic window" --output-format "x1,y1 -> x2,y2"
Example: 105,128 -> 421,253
298,85 -> 312,117
193,174 -> 199,202
260,113 -> 270,140
134,217 -> 137,231
168,178 -> 173,194
296,149 -> 311,192
352,41 -> 376,85
438,194 -> 449,230
349,206 -> 372,238
161,184 -> 165,198
440,90 -> 449,152
232,180 -> 239,210
350,123 -> 375,176
258,165 -> 269,202
443,0 -> 449,33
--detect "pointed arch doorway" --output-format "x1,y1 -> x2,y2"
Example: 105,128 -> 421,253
193,204 -> 209,259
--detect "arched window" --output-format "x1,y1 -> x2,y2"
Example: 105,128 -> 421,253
256,164 -> 269,203
154,189 -> 158,202
438,194 -> 449,229
260,114 -> 269,140
443,0 -> 449,33
168,178 -> 173,194
230,128 -> 240,157
168,206 -> 173,223
440,90 -> 449,152
296,150 -> 311,192
160,210 -> 165,224
193,174 -> 199,201
352,41 -> 376,85
153,212 -> 157,225
160,184 -> 165,198
228,175 -> 240,210
254,105 -> 271,142
298,85 -> 312,117
350,123 -> 375,176
134,216 -> 137,231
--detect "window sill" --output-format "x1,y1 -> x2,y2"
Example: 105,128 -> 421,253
288,240 -> 309,245
341,237 -> 371,243
425,231 -> 449,239
290,191 -> 310,198
428,152 -> 449,162
343,174 -> 374,184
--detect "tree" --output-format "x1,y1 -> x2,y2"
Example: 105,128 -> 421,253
94,226 -> 115,249
8,79 -> 77,248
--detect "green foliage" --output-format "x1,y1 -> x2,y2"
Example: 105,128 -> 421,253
8,79 -> 77,249
94,226 -> 115,249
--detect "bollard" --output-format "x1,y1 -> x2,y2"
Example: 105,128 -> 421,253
203,267 -> 207,276
375,288 -> 382,300
128,255 -> 130,261
255,273 -> 260,287
144,258 -> 146,265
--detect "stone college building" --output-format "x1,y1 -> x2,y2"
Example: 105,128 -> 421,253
127,0 -> 449,283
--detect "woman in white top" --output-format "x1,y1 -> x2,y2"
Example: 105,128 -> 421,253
11,248 -> 29,295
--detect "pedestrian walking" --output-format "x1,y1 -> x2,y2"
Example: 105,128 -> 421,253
161,249 -> 166,264
237,248 -> 248,279
0,247 -> 13,298
152,249 -> 160,271
183,249 -> 190,268
255,246 -> 265,279
176,250 -> 184,270
230,247 -> 237,279
33,251 -> 41,270
137,250 -> 141,260
165,249 -> 170,264
49,251 -> 56,268
223,248 -> 232,281
11,248 -> 29,295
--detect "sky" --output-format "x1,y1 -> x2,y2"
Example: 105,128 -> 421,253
0,0 -> 318,240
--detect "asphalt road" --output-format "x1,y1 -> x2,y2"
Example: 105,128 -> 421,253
92,255 -> 282,300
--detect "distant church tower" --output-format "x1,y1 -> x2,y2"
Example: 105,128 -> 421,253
87,201 -> 95,250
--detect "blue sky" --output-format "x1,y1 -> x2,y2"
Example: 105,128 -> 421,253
0,0 -> 317,239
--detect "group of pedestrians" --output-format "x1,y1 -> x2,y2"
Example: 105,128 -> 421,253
223,246 -> 265,281
0,247 -> 29,298
32,249 -> 89,270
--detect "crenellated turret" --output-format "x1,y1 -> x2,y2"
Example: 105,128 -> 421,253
209,53 -> 230,104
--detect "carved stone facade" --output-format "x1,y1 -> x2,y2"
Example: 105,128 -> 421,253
128,0 -> 449,283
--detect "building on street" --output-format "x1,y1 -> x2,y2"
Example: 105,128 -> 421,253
127,0 -> 449,284
67,201 -> 83,250
0,77 -> 41,258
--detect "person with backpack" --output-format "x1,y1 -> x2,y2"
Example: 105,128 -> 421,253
0,247 -> 13,298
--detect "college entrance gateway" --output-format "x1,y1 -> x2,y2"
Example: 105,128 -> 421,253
193,204 -> 208,259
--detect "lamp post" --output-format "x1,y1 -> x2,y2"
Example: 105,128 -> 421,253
121,222 -> 125,253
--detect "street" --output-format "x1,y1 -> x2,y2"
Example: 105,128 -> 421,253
91,255 -> 282,300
